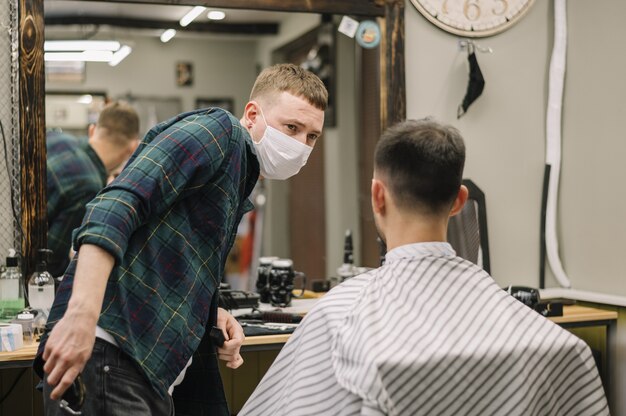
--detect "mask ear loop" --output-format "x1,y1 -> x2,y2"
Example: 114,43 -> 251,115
258,105 -> 269,130
252,104 -> 270,145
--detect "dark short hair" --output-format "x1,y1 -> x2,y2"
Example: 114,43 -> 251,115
250,63 -> 328,111
374,119 -> 466,215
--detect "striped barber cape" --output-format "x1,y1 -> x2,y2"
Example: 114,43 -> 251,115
239,242 -> 608,416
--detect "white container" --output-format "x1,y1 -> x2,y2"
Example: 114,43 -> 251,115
28,282 -> 55,320
28,249 -> 55,320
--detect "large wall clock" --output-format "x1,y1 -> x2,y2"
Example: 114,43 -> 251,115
410,0 -> 535,38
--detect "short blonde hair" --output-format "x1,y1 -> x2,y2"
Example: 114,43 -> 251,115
250,63 -> 328,111
97,101 -> 140,143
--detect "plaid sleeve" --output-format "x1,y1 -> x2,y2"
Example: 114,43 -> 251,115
73,110 -> 234,263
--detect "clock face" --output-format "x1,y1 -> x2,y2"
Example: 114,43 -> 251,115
410,0 -> 535,38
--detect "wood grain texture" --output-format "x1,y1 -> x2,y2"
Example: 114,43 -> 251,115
549,305 -> 618,324
91,0 -> 385,17
0,336 -> 290,363
359,48 -> 382,268
45,16 -> 279,35
0,306 -> 616,363
381,0 -> 406,129
19,0 -> 47,279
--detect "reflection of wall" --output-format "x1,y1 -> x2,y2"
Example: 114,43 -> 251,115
323,32 -> 359,275
256,14 -> 360,278
256,13 -> 322,264
46,33 -> 258,123
45,94 -> 107,137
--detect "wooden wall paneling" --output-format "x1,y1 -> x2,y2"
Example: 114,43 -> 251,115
0,368 -> 34,416
19,0 -> 47,278
93,0 -> 385,17
358,47 -> 382,268
381,0 -> 406,129
288,139 -> 326,285
232,352 -> 257,412
31,371 -> 43,416
273,25 -> 329,286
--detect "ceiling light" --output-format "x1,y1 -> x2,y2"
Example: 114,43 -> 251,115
77,94 -> 93,104
207,11 -> 226,21
179,6 -> 206,27
160,29 -> 177,43
108,45 -> 132,67
44,40 -> 121,52
44,51 -> 113,62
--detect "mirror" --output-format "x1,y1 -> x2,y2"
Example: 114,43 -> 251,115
19,0 -> 404,280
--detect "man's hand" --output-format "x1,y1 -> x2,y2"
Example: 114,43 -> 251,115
43,244 -> 115,400
216,307 -> 245,369
42,309 -> 97,400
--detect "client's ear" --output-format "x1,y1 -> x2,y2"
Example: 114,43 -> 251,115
371,178 -> 386,215
449,185 -> 469,217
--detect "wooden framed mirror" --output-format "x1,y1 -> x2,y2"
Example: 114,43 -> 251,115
19,0 -> 405,276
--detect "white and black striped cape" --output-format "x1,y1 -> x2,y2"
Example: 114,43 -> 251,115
239,242 -> 608,416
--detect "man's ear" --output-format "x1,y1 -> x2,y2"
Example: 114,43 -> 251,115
371,178 -> 386,215
87,123 -> 96,138
449,184 -> 469,217
242,101 -> 260,129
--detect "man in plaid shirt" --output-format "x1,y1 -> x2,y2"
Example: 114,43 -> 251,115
46,102 -> 140,277
36,63 -> 327,416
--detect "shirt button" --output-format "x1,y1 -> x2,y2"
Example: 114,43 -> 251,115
103,365 -> 110,373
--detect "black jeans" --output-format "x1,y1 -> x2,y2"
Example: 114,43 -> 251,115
43,338 -> 173,416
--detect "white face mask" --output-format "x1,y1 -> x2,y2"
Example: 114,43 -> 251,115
252,107 -> 313,180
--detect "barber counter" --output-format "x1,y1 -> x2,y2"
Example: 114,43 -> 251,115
0,302 -> 618,415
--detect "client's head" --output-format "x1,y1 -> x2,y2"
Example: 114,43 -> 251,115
371,118 -> 468,247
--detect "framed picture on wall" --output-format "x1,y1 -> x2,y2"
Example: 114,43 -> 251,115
176,62 -> 193,87
195,97 -> 235,113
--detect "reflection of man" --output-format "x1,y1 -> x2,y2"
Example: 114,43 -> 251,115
36,64 -> 327,416
240,119 -> 608,416
46,102 -> 140,277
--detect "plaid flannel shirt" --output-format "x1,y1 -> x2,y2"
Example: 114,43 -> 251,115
46,133 -> 107,277
37,108 -> 259,399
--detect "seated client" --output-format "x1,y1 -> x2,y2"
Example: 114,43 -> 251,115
239,119 -> 608,416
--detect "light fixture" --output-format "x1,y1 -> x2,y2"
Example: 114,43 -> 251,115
160,29 -> 177,43
44,51 -> 113,62
179,6 -> 206,27
44,40 -> 121,52
77,94 -> 93,104
43,40 -> 132,65
108,45 -> 132,67
207,10 -> 226,21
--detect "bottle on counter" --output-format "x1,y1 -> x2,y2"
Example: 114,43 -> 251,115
330,230 -> 356,288
27,249 -> 55,320
0,249 -> 25,321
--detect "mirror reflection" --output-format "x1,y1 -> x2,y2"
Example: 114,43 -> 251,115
43,1 -> 364,291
